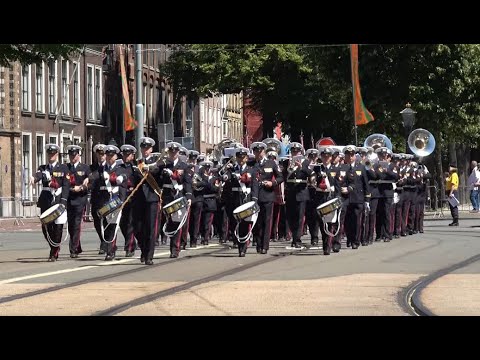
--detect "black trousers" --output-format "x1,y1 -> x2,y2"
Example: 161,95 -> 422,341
134,201 -> 159,261
394,195 -> 404,236
255,201 -> 274,251
306,199 -> 320,243
226,203 -> 239,245
101,216 -> 118,256
378,197 -> 394,240
189,201 -> 203,245
286,198 -> 307,243
366,198 -> 379,242
415,200 -> 425,231
202,211 -> 215,243
237,220 -> 252,255
447,190 -> 459,221
67,203 -> 85,254
91,204 -> 106,252
120,201 -> 136,252
345,202 -> 365,247
214,203 -> 228,241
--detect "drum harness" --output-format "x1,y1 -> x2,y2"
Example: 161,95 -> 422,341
41,170 -> 69,248
233,169 -> 257,244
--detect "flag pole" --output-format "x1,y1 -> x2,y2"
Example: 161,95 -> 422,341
350,44 -> 358,146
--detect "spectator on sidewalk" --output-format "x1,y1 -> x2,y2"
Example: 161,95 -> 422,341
446,164 -> 459,226
467,161 -> 480,212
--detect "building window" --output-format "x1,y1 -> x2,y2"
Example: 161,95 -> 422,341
36,134 -> 45,196
22,133 -> 32,200
49,134 -> 58,145
87,65 -> 93,120
222,120 -> 228,138
48,60 -> 57,114
143,82 -> 147,126
21,65 -> 31,111
61,59 -> 70,115
149,84 -> 153,122
200,100 -> 205,142
73,61 -> 80,118
74,136 -> 82,161
35,62 -> 45,113
95,67 -> 102,121
185,97 -> 193,138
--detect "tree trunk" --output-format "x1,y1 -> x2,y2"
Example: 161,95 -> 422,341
435,134 -> 444,210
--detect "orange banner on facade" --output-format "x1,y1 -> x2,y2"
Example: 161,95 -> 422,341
350,44 -> 374,126
118,45 -> 137,131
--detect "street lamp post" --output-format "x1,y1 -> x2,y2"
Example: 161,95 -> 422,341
400,103 -> 416,154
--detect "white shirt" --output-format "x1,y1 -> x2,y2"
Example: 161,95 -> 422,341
468,167 -> 480,190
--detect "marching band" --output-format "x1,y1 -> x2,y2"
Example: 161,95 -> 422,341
30,131 -> 434,263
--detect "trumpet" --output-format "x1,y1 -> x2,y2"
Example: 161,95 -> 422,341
218,157 -> 235,177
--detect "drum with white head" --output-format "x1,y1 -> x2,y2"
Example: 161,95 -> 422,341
40,204 -> 67,225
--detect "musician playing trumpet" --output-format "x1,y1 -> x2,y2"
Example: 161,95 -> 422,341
282,142 -> 312,248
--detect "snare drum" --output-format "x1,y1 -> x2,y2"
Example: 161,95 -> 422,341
97,195 -> 123,218
40,204 -> 66,225
316,197 -> 342,217
233,201 -> 260,222
163,197 -> 188,216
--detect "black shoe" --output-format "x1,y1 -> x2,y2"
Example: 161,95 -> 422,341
169,253 -> 178,259
351,244 -> 359,249
140,257 -> 145,263
161,240 -> 167,245
394,235 -> 400,239
204,241 -> 209,246
155,240 -> 160,246
190,243 -> 197,248
449,222 -> 459,226
295,243 -> 302,248
413,230 -> 418,234
98,249 -> 105,255
419,230 -> 424,233
332,244 -> 341,253
105,254 -> 115,261
347,242 -> 352,247
361,242 -> 368,246
239,252 -> 246,257
401,232 -> 407,237
125,251 -> 134,257
256,248 -> 261,253
384,238 -> 391,242
70,253 -> 78,258
311,241 -> 318,246
252,241 -> 257,247
261,249 -> 267,254
408,231 -> 414,235
48,256 -> 56,262
145,260 -> 154,265
181,244 -> 187,250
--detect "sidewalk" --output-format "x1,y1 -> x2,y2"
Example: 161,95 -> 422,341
0,217 -> 95,232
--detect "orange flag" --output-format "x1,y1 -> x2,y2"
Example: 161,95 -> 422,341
119,45 -> 137,131
350,44 -> 374,126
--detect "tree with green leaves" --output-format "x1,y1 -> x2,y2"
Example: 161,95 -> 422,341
0,44 -> 84,66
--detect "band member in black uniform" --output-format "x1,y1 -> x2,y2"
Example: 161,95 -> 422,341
374,147 -> 399,242
215,157 -> 230,244
317,147 -> 340,254
157,141 -> 193,258
283,142 -> 312,248
66,145 -> 90,258
189,159 -> 208,247
30,144 -> 70,261
131,137 -> 163,264
392,153 -> 404,239
119,144 -> 137,256
335,145 -> 370,249
90,145 -> 127,260
222,147 -> 259,256
90,144 -> 107,254
200,161 -> 220,246
250,142 -> 283,254
364,152 -> 380,244
415,164 -> 430,233
304,148 -> 321,246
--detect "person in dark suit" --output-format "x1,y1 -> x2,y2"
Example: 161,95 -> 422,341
65,145 -> 91,258
89,144 -> 107,254
132,137 -> 163,265
250,142 -> 283,254
30,144 -> 70,261
199,161 -> 220,246
282,142 -> 312,248
222,147 -> 259,257
90,145 -> 127,260
119,144 -> 138,256
335,145 -> 371,249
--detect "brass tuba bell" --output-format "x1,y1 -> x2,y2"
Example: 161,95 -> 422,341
408,128 -> 435,157
262,138 -> 282,154
363,133 -> 393,151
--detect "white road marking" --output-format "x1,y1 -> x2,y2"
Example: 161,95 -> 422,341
0,244 -> 221,284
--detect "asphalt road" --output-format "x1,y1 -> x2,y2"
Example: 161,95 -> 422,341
0,215 -> 479,316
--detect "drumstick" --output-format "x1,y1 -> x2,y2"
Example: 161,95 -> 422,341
119,171 -> 150,210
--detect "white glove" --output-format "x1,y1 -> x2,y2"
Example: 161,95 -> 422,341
222,174 -> 228,182
164,168 -> 173,177
116,175 -> 124,185
103,171 -> 109,181
43,171 -> 51,181
365,202 -> 370,212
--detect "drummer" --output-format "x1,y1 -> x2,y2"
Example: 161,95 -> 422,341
90,144 -> 107,254
91,145 -> 127,261
30,144 -> 70,262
